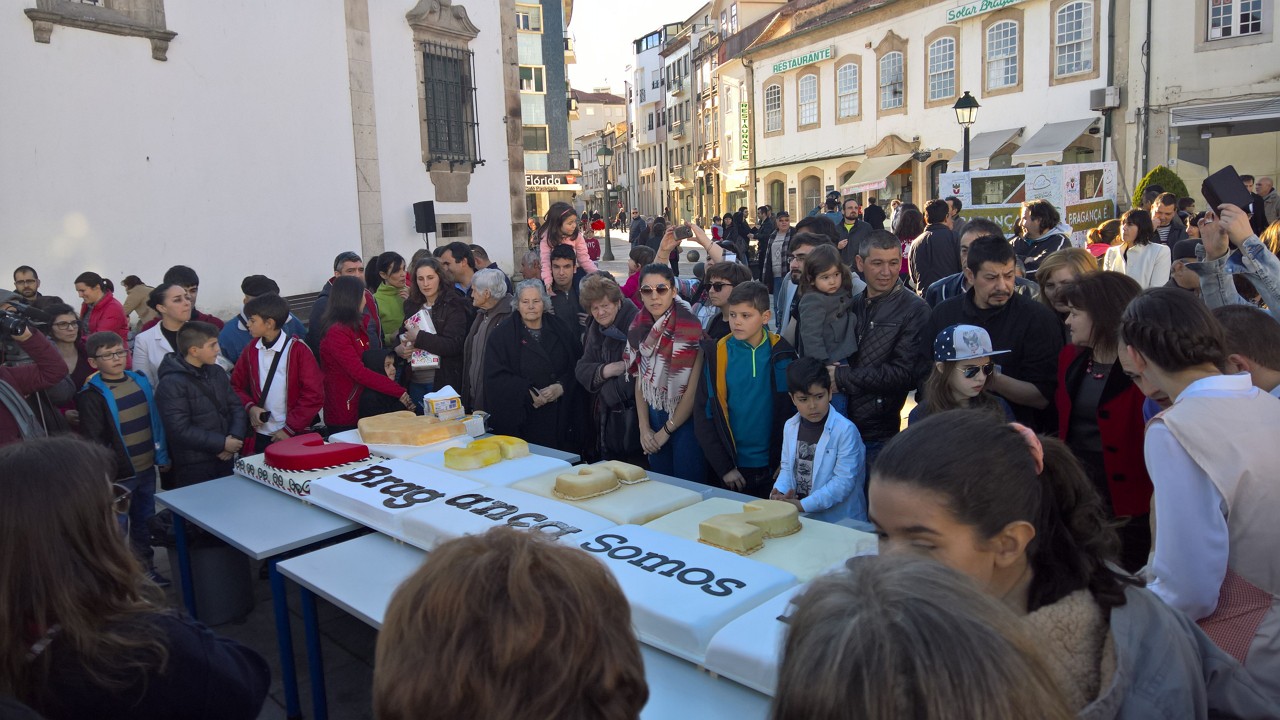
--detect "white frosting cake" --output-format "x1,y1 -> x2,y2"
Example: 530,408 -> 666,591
309,459 -> 484,535
643,498 -> 877,581
410,450 -> 570,487
577,524 -> 798,662
327,428 -> 471,460
703,584 -> 807,696
233,452 -> 385,498
401,486 -> 618,551
512,464 -> 702,524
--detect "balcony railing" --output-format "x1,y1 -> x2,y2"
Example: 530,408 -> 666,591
563,34 -> 576,62
700,79 -> 718,98
670,77 -> 685,95
670,120 -> 685,138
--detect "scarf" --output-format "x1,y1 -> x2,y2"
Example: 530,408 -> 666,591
625,302 -> 702,413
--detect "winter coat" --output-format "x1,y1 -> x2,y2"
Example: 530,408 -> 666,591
863,203 -> 887,230
319,323 -> 406,428
836,219 -> 873,267
229,334 -> 324,438
154,354 -> 248,469
306,278 -> 383,358
217,312 -> 308,371
835,282 -> 931,442
694,332 -> 796,480
131,323 -> 173,389
120,284 -> 157,331
373,283 -> 407,346
575,300 -> 638,412
1103,243 -> 1171,290
402,289 -> 471,395
0,332 -> 68,445
80,292 -> 130,348
908,223 -> 962,295
483,312 -> 581,452
1013,232 -> 1072,280
76,370 -> 170,480
358,348 -> 408,419
462,296 -> 514,411
773,408 -> 866,523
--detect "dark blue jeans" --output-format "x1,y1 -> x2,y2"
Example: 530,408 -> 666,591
647,407 -> 705,484
117,466 -> 158,568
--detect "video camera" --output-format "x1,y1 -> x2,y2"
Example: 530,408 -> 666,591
0,301 -> 45,336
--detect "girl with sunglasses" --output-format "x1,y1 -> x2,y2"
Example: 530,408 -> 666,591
0,436 -> 269,719
908,324 -> 1013,424
1055,272 -> 1152,572
625,264 -> 706,483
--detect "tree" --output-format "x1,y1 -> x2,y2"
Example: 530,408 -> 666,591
1132,165 -> 1190,209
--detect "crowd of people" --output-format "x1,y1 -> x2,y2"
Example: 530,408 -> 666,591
2,170 -> 1279,717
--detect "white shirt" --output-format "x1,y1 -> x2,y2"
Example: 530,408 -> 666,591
1143,373 -> 1255,619
256,333 -> 292,435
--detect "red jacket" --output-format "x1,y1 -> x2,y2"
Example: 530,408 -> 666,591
318,323 -> 405,427
81,291 -> 130,344
230,334 -> 325,439
1055,344 -> 1154,517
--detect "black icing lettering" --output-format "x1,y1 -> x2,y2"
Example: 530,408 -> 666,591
703,577 -> 747,597
607,545 -> 644,560
471,500 -> 519,520
676,567 -> 714,586
340,465 -> 392,484
531,521 -> 581,539
629,552 -> 685,577
446,493 -> 491,510
506,512 -> 547,528
380,482 -> 420,497
385,487 -> 443,509
580,534 -> 625,553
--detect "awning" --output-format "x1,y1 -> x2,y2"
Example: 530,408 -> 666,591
1170,96 -> 1280,127
967,127 -> 1022,170
1012,118 -> 1096,166
839,154 -> 912,194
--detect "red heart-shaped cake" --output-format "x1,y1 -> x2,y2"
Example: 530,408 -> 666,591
265,432 -> 371,471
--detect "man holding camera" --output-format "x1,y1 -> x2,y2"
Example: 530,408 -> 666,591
0,291 -> 69,445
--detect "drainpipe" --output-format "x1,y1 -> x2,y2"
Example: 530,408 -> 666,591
1139,0 -> 1152,177
1102,0 -> 1116,163
743,58 -> 757,211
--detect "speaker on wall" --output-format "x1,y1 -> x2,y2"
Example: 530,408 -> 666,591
413,201 -> 436,234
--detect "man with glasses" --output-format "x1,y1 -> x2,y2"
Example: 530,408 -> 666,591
12,265 -> 43,303
629,210 -> 649,247
929,235 -> 1063,431
307,251 -> 384,357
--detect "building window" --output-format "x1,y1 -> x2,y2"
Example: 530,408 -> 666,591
523,125 -> 549,152
801,175 -> 822,215
648,112 -> 654,130
1055,2 -> 1093,76
798,74 -> 818,127
1208,0 -> 1263,38
929,160 -> 949,198
519,65 -> 546,93
768,180 -> 785,211
440,221 -> 471,238
837,63 -> 859,118
879,51 -> 904,110
986,21 -> 1019,90
927,38 -> 956,101
422,42 -> 482,166
764,83 -> 782,133
515,3 -> 542,32
730,3 -> 738,33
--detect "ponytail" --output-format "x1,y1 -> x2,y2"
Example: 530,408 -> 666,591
1087,227 -> 1102,244
873,411 -> 1139,613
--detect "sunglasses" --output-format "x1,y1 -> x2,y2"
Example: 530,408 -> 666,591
639,285 -> 671,297
112,484 -> 131,515
707,282 -> 735,292
960,363 -> 995,379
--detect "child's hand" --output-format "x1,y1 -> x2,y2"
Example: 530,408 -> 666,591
224,436 -> 243,454
722,469 -> 746,491
769,488 -> 786,501
399,392 -> 416,410
248,405 -> 265,429
827,364 -> 838,386
271,429 -> 290,442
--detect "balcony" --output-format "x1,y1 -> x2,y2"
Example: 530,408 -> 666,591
670,120 -> 685,138
569,151 -> 582,172
563,34 -> 576,63
670,76 -> 686,96
567,96 -> 579,120
700,79 -> 718,99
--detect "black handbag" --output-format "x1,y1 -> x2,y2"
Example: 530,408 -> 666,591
599,383 -> 643,458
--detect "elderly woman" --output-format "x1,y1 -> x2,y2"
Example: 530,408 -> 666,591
574,275 -> 643,464
462,269 -> 514,412
483,280 -> 581,451
626,263 -> 705,483
399,257 -> 469,405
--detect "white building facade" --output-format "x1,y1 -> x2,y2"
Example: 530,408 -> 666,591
4,0 -> 526,317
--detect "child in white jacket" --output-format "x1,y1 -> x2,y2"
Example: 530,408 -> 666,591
771,357 -> 867,522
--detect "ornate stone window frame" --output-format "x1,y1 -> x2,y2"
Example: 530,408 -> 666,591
923,27 -> 960,108
25,0 -> 176,61
833,55 -> 861,126
875,31 -> 908,119
981,8 -> 1024,97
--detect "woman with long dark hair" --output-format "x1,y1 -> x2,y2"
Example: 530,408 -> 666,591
400,257 -> 469,404
894,206 -> 926,286
0,436 -> 269,719
319,276 -> 413,434
1103,209 -> 1170,289
371,251 -> 409,346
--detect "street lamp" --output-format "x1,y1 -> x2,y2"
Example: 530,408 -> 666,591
953,91 -> 980,172
596,143 -> 616,261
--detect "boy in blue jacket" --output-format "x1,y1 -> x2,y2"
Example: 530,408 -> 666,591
76,331 -> 171,584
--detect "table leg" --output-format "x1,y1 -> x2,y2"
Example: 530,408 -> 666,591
300,587 -> 329,720
269,560 -> 304,720
172,515 -> 197,619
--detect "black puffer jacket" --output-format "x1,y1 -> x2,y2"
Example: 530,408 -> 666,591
834,282 -> 930,442
154,354 -> 248,467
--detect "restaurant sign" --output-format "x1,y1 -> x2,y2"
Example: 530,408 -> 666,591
771,46 -> 834,75
739,102 -> 751,161
946,0 -> 1029,23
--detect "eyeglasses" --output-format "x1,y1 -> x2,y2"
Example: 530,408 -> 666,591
14,279 -> 37,286
785,253 -> 809,264
112,484 -> 131,515
94,351 -> 128,361
52,321 -> 79,330
639,285 -> 671,297
960,363 -> 995,379
707,282 -> 735,292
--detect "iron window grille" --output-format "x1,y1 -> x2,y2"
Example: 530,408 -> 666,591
421,41 -> 484,169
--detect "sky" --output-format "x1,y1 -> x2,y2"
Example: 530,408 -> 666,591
567,0 -> 707,94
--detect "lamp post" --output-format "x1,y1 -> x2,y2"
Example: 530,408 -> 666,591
596,142 -> 616,261
953,91 -> 980,172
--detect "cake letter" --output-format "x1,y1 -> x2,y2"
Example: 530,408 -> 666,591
554,466 -> 622,500
266,433 -> 370,471
442,436 -> 530,470
358,412 -> 467,446
698,500 -> 801,555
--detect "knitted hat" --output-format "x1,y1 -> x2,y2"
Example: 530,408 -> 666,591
241,275 -> 280,297
933,324 -> 1011,363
